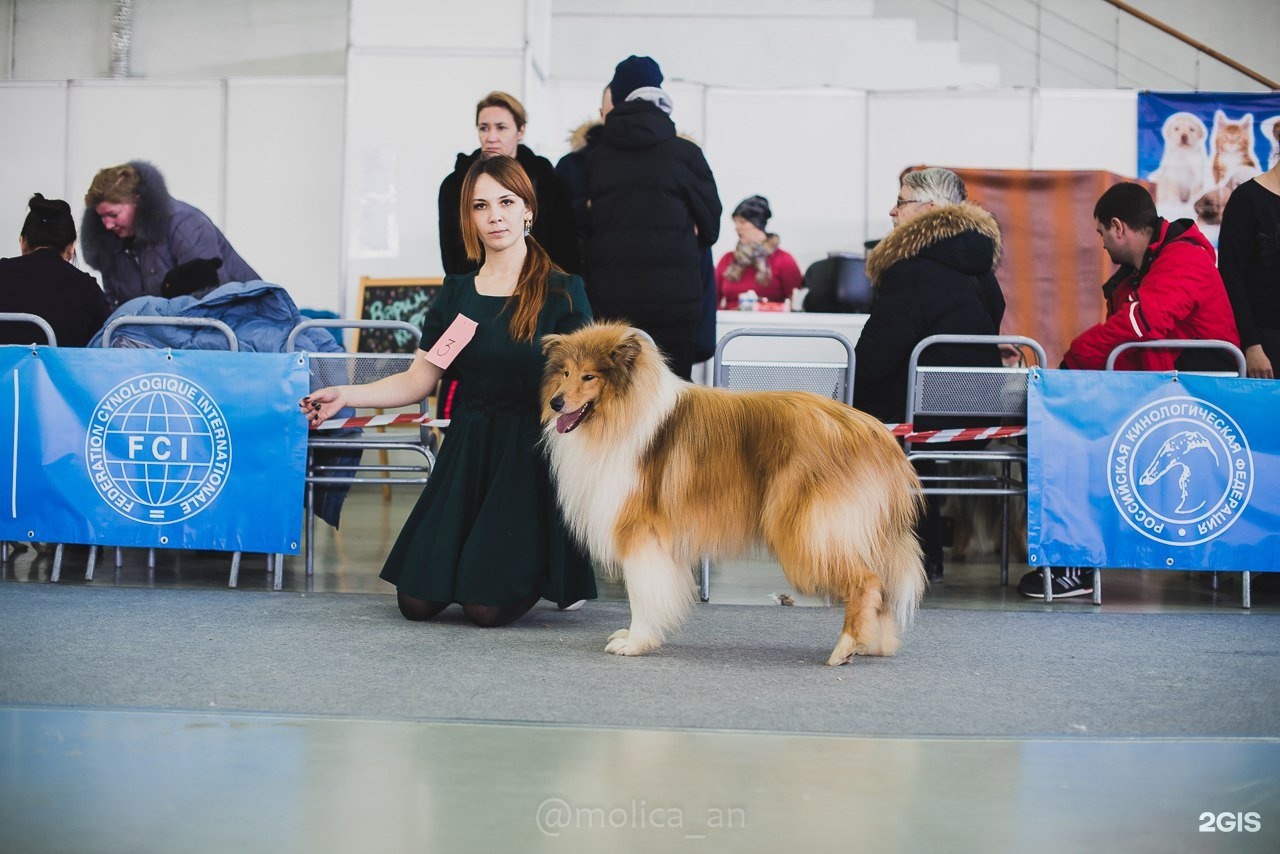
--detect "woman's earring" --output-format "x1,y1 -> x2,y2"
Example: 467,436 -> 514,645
523,218 -> 532,238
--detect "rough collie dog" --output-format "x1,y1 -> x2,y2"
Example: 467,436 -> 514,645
540,323 -> 926,666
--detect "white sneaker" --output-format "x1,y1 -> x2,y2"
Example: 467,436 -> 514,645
558,599 -> 586,611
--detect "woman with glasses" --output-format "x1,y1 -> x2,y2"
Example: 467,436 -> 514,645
852,167 -> 1007,583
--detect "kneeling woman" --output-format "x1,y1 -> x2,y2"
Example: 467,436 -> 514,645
302,156 -> 596,626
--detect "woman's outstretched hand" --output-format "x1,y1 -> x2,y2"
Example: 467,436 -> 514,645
300,387 -> 346,430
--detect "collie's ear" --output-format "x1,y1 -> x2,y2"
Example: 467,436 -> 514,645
541,332 -> 565,357
611,328 -> 647,370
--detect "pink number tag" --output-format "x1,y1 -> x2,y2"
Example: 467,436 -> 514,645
424,314 -> 478,369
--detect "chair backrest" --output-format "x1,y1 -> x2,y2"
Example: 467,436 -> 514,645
906,334 -> 1048,423
1105,339 -> 1246,376
100,315 -> 238,350
0,311 -> 57,346
287,318 -> 428,438
713,327 -> 856,405
800,254 -> 873,313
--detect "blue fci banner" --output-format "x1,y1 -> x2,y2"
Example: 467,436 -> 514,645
1029,370 -> 1280,572
1,346 -> 309,553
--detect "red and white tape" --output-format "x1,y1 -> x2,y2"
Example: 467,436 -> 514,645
314,413 -> 450,431
882,423 -> 1027,444
314,412 -> 1024,444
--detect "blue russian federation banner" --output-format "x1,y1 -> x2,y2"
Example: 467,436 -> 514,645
1028,369 -> 1280,572
0,346 -> 308,553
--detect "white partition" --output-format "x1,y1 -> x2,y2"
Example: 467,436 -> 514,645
225,78 -> 346,311
865,90 -> 1036,241
704,87 -> 868,275
341,51 -> 526,313
0,82 -> 70,251
1030,89 -> 1138,174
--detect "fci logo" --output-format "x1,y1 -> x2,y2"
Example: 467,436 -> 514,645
84,373 -> 233,525
1108,396 -> 1252,547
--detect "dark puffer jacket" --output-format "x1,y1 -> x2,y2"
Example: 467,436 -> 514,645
437,145 -> 580,275
80,160 -> 260,308
584,99 -> 721,330
854,203 -> 1006,423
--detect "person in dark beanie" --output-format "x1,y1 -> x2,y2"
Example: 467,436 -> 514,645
81,160 -> 260,308
715,194 -> 803,309
586,55 -> 722,379
0,193 -> 109,347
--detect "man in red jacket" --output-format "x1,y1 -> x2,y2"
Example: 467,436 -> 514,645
1024,182 -> 1242,599
1062,182 -> 1240,372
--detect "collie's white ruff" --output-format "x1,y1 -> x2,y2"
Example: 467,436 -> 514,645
541,323 -> 926,666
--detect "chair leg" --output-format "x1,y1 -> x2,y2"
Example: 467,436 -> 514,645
1000,488 -> 1011,587
699,556 -> 711,603
85,546 -> 97,581
273,554 -> 283,591
1042,565 -> 1052,601
229,551 -> 241,588
1242,571 -> 1251,609
1092,569 -> 1102,605
305,481 -> 316,578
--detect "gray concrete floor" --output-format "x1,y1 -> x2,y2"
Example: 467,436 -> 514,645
3,486 -> 1278,853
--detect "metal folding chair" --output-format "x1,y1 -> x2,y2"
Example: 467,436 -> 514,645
699,327 -> 857,601
286,319 -> 438,578
905,334 -> 1047,589
1104,338 -> 1251,607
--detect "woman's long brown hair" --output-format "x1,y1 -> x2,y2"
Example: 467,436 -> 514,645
459,156 -> 566,343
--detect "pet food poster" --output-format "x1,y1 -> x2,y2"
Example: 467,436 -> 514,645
1138,91 -> 1280,244
1027,369 -> 1280,573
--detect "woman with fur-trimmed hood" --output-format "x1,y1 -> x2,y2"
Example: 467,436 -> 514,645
853,168 -> 1006,583
81,160 -> 260,308
854,167 -> 1005,422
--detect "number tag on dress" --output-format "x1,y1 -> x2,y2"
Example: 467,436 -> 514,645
424,314 -> 478,369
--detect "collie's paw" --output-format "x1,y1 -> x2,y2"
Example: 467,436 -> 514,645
605,630 -> 658,656
827,633 -> 857,666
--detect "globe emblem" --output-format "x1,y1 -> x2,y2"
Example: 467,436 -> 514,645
85,373 -> 233,525
1108,396 -> 1251,547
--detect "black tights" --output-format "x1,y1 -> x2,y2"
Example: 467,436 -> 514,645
396,590 -> 541,628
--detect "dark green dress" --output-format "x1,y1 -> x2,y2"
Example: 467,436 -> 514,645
380,271 -> 597,606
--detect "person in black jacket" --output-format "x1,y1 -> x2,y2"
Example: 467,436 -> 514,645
853,167 -> 1006,582
0,193 -> 109,347
438,91 -> 579,276
585,55 -> 722,379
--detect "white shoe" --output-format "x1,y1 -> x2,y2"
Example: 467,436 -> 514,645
558,599 -> 586,611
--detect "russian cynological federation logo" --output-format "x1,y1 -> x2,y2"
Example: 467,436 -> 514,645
1108,396 -> 1252,546
84,373 -> 232,525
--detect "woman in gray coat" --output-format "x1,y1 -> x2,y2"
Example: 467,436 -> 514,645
81,160 -> 260,308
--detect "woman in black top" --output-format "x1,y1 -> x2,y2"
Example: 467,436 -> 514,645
1218,161 -> 1280,378
0,194 -> 109,347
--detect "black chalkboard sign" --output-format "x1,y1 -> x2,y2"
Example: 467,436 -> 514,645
356,276 -> 443,353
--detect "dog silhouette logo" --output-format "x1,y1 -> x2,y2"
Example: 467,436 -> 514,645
84,373 -> 233,525
1108,396 -> 1251,546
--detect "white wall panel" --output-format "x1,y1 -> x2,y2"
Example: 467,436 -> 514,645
226,78 -> 346,311
704,88 -> 868,274
865,91 -> 1033,241
1031,90 -> 1138,174
0,83 -> 69,259
342,51 -> 525,314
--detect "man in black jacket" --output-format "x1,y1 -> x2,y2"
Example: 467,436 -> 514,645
585,56 -> 722,379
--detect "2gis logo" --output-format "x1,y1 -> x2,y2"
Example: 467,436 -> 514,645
1198,811 -> 1261,832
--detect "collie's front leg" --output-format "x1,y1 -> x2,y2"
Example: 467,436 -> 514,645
605,545 -> 696,657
